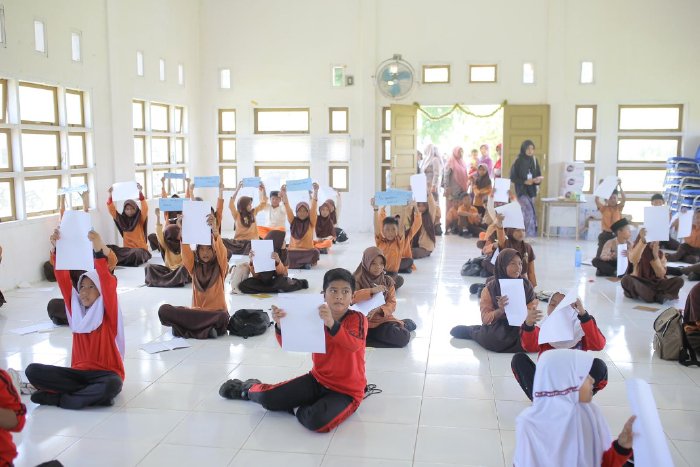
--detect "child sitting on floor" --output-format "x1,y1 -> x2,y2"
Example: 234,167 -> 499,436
219,268 -> 368,433
373,198 -> 421,289
314,199 -> 336,254
411,187 -> 438,258
106,183 -> 152,266
592,218 -> 632,277
511,293 -> 607,401
282,183 -> 321,269
144,208 -> 190,288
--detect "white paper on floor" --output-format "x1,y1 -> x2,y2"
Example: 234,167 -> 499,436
10,321 -> 58,335
140,337 -> 192,354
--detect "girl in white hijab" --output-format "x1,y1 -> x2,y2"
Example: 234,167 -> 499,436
514,349 -> 635,467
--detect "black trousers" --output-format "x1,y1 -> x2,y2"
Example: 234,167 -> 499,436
596,231 -> 614,258
511,353 -> 608,401
47,298 -> 69,325
591,258 -> 617,277
398,258 -> 413,273
366,322 -> 410,348
25,363 -> 122,410
386,271 -> 404,290
248,373 -> 358,433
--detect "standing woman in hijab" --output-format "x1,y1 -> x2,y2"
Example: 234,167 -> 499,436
106,183 -> 152,266
352,247 -> 416,348
510,140 -> 543,237
621,228 -> 683,303
421,144 -> 443,201
282,182 -> 321,269
158,213 -> 230,339
513,349 -> 634,467
450,248 -> 537,352
443,146 -> 470,214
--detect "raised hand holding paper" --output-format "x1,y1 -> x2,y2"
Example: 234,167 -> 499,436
285,178 -> 313,192
626,378 -> 674,467
678,209 -> 693,239
278,294 -> 326,353
56,210 -> 94,271
617,244 -> 629,276
593,176 -> 619,200
643,206 -> 670,242
352,292 -> 386,316
58,184 -> 88,195
164,172 -> 186,180
250,239 -> 275,273
193,176 -> 220,188
495,202 -> 525,229
493,178 -> 511,203
242,177 -> 262,188
375,190 -> 413,206
410,173 -> 427,202
111,181 -> 139,201
499,278 -> 528,326
182,200 -> 212,245
159,197 -> 184,212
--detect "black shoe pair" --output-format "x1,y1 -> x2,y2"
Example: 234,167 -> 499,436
402,319 -> 417,332
219,379 -> 261,400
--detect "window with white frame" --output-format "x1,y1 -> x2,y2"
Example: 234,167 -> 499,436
71,31 -> 81,62
574,105 -> 597,194
0,78 -> 94,220
133,99 -> 188,198
617,104 -> 683,222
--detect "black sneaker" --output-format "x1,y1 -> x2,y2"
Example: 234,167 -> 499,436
31,390 -> 60,406
402,319 -> 417,332
319,248 -> 329,254
299,279 -> 309,289
450,325 -> 477,340
208,327 -> 218,339
469,283 -> 483,294
219,378 -> 261,400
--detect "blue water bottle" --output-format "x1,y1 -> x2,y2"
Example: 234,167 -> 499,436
575,246 -> 582,268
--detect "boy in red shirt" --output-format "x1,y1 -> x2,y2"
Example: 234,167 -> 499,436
22,228 -> 125,409
219,268 -> 368,433
511,292 -> 608,400
0,369 -> 26,466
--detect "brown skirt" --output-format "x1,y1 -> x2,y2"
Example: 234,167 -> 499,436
158,304 -> 229,339
222,238 -> 251,258
107,245 -> 152,267
287,249 -> 320,269
145,264 -> 190,288
621,275 -> 684,304
239,276 -> 308,294
472,319 -> 524,353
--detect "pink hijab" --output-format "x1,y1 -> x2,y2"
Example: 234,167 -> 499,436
447,147 -> 470,192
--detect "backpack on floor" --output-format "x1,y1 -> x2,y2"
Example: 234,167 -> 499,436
653,307 -> 700,366
461,256 -> 485,277
335,227 -> 349,243
228,309 -> 272,338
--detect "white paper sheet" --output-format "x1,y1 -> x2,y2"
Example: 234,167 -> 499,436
626,378 -> 674,467
140,337 -> 192,354
617,244 -> 629,276
410,173 -> 427,203
278,294 -> 326,353
644,206 -> 670,242
55,210 -> 94,271
552,287 -> 578,314
182,200 -> 212,245
499,278 -> 528,326
538,305 -> 576,345
111,181 -> 139,201
666,261 -> 688,268
352,292 -> 386,316
251,239 -> 275,273
495,202 -> 525,229
593,176 -> 618,200
494,178 -> 511,203
10,321 -> 58,335
678,209 -> 694,239
490,247 -> 500,266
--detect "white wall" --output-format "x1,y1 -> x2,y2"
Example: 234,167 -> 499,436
1,0 -> 700,289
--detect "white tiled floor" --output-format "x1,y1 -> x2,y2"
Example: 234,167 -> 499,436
2,233 -> 700,466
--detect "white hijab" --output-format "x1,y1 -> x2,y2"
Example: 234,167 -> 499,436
421,144 -> 442,172
68,270 -> 125,358
514,349 -> 612,467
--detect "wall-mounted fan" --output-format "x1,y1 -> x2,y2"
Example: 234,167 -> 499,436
375,54 -> 415,99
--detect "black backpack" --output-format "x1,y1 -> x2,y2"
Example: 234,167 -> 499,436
335,227 -> 349,243
228,309 -> 272,338
461,256 -> 485,277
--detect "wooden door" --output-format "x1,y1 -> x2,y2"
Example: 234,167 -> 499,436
390,104 -> 418,189
503,105 -> 550,230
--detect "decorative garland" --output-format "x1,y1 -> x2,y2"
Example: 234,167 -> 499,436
413,100 -> 508,121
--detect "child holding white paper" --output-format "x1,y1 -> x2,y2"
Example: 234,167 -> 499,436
257,190 -> 287,238
314,198 -> 337,253
451,248 -> 538,352
651,193 -> 680,251
22,229 -> 125,409
666,209 -> 700,264
158,214 -> 230,339
283,183 -> 322,269
621,228 -> 683,303
373,198 -> 422,289
144,209 -> 190,288
226,180 -> 268,255
237,231 -> 309,294
514,349 -> 634,467
219,268 -> 368,433
411,186 -> 438,258
595,181 -> 626,258
352,247 -> 416,348
592,218 -> 632,277
511,293 -> 607,401
147,176 -> 188,250
43,191 -> 91,282
495,213 -> 538,287
106,183 -> 152,266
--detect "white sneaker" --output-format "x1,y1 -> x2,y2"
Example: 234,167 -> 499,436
7,368 -> 37,395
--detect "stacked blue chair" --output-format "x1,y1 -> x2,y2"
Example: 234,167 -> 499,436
664,145 -> 700,214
